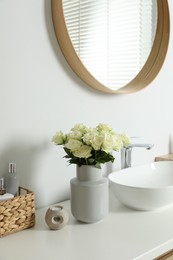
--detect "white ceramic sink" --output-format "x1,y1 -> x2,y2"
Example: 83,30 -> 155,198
108,161 -> 173,211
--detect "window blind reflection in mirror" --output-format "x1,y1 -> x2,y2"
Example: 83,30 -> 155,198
63,0 -> 157,90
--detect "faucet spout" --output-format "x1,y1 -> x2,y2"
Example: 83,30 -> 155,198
126,143 -> 154,150
121,143 -> 154,169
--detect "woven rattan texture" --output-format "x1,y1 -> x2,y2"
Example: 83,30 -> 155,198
0,187 -> 35,237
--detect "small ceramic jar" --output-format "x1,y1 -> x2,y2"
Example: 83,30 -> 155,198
45,205 -> 69,230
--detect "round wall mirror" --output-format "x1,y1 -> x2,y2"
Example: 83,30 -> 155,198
52,0 -> 170,94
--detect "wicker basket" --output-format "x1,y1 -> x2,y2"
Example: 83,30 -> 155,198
0,187 -> 35,237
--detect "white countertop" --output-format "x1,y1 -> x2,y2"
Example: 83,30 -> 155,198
1,191 -> 173,260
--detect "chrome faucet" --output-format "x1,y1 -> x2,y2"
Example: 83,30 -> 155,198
121,143 -> 154,169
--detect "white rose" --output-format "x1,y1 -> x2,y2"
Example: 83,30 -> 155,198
90,134 -> 103,150
102,133 -> 114,153
67,130 -> 83,140
120,134 -> 131,147
52,131 -> 65,145
97,123 -> 112,133
65,139 -> 82,152
71,124 -> 88,134
83,128 -> 97,145
112,134 -> 123,151
73,145 -> 92,158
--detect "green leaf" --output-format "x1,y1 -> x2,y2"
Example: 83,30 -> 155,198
95,150 -> 115,164
64,147 -> 74,157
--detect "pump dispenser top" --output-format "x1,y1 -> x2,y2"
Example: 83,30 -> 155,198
9,163 -> 16,174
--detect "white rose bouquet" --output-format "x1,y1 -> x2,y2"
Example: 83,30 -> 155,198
52,123 -> 131,168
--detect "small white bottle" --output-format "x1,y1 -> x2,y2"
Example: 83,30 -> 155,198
6,163 -> 19,196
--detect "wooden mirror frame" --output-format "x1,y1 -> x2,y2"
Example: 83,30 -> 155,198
51,0 -> 170,94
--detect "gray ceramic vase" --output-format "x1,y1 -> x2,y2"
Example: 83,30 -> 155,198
70,165 -> 109,223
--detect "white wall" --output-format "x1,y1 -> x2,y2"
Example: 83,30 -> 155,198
0,0 -> 173,208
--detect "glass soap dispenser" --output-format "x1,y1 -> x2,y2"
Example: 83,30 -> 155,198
6,163 -> 19,196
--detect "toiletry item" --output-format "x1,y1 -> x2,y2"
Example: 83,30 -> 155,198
0,177 -> 6,195
45,205 -> 69,230
171,134 -> 173,153
0,193 -> 14,201
6,163 -> 19,196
